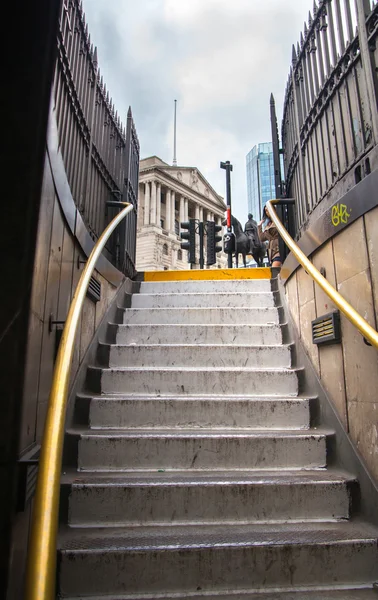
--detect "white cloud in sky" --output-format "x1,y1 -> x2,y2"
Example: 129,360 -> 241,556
84,0 -> 314,222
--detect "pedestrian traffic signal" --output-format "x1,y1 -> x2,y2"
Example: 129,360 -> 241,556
180,219 -> 196,264
206,221 -> 222,266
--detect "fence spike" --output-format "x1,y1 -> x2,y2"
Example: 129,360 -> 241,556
292,44 -> 297,66
297,41 -> 301,56
313,1 -> 318,17
300,31 -> 305,48
308,11 -> 313,28
304,22 -> 308,38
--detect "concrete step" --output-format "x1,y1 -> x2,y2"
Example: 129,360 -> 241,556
87,366 -> 299,396
84,394 -> 312,430
58,521 -> 378,597
131,292 -> 276,309
75,428 -> 329,471
64,469 -> 356,527
122,307 -> 280,325
59,588 -> 378,599
138,279 -> 273,294
114,323 -> 283,346
103,343 -> 292,369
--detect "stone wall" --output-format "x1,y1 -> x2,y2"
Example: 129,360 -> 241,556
285,209 -> 378,482
9,153 -> 122,600
20,155 -> 121,455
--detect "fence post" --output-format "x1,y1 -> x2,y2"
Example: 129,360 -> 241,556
291,48 -> 309,227
355,0 -> 378,144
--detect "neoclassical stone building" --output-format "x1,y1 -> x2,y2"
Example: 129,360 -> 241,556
136,156 -> 227,271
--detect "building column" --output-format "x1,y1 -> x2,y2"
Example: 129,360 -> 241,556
171,191 -> 176,233
184,198 -> 189,221
156,182 -> 161,227
144,181 -> 150,225
195,204 -> 200,221
179,196 -> 185,225
150,180 -> 157,225
199,207 -> 203,222
166,189 -> 171,231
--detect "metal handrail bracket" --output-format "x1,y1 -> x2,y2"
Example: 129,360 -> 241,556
266,199 -> 378,349
25,202 -> 132,600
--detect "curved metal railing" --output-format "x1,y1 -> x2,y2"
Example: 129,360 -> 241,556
267,199 -> 378,349
24,202 -> 133,600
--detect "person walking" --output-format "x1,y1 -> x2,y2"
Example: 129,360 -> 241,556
258,206 -> 282,268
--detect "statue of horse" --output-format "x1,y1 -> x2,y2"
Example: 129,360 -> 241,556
222,215 -> 265,268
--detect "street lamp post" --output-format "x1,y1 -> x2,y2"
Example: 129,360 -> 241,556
220,160 -> 233,268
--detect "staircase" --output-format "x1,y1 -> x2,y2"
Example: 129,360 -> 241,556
59,272 -> 378,598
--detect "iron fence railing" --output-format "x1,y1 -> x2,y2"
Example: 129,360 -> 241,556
282,0 -> 378,231
53,0 -> 139,276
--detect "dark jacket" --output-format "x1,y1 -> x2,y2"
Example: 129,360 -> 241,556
258,221 -> 279,261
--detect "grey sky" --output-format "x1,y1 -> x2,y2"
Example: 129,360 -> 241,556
84,0 -> 314,222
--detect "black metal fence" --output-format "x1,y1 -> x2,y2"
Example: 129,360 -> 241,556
53,0 -> 139,276
282,0 -> 378,231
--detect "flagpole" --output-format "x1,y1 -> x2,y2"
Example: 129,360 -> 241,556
173,99 -> 177,166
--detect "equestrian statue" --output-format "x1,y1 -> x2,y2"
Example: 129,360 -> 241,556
222,213 -> 265,268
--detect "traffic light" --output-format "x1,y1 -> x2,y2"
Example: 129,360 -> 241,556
206,221 -> 222,266
180,219 -> 196,264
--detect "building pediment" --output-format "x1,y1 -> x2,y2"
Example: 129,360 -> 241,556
140,156 -> 226,212
159,167 -> 225,209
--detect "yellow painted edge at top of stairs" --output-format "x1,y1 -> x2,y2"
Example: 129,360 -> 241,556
142,267 -> 272,282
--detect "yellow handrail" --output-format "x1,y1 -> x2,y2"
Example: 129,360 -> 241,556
25,202 -> 133,600
266,199 -> 378,349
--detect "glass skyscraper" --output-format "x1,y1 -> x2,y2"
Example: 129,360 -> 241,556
246,142 -> 275,221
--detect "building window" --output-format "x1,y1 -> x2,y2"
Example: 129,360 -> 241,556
163,243 -> 168,256
160,219 -> 165,229
178,249 -> 183,261
175,220 -> 180,236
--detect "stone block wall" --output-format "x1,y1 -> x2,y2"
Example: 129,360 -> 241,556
285,209 -> 378,482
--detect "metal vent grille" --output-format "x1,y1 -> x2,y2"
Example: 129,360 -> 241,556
17,445 -> 40,511
312,311 -> 341,345
87,276 -> 101,303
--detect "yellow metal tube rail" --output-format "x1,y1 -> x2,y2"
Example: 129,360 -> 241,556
266,199 -> 378,349
25,203 -> 133,600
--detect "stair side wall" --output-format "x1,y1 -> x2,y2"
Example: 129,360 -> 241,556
283,209 -> 378,485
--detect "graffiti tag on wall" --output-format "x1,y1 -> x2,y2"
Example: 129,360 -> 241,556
331,203 -> 351,227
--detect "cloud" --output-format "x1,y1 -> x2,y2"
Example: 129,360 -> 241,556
83,0 -> 314,221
